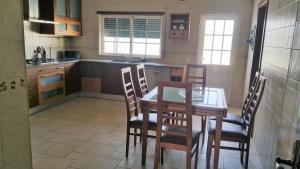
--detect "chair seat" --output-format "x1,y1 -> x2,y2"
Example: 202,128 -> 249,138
129,113 -> 157,129
208,120 -> 247,140
161,127 -> 201,146
210,112 -> 243,125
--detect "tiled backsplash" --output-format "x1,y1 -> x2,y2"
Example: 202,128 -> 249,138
23,21 -> 71,60
249,0 -> 300,168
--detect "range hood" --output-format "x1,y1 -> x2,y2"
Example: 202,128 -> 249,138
23,0 -> 58,24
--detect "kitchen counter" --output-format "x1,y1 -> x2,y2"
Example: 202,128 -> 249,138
26,59 -> 184,69
26,60 -> 79,68
79,59 -> 184,68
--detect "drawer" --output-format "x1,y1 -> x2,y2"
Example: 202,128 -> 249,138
38,65 -> 64,73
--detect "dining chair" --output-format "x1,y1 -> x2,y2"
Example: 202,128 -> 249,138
182,64 -> 207,145
154,81 -> 201,169
210,72 -> 260,126
183,64 -> 207,87
121,67 -> 157,157
137,64 -> 149,97
206,75 -> 266,169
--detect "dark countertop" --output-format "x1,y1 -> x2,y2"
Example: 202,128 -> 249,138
26,59 -> 184,69
80,59 -> 184,68
26,60 -> 80,68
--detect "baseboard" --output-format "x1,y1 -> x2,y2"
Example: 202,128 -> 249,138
78,92 -> 124,101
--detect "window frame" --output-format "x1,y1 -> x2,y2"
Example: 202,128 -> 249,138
99,14 -> 164,58
197,15 -> 239,66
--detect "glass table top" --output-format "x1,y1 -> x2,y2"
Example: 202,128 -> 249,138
142,87 -> 227,110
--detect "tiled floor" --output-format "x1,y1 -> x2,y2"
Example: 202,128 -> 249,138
29,97 -> 253,169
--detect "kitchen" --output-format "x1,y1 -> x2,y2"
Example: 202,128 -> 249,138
1,0 -> 300,169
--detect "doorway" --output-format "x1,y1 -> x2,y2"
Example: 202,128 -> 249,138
249,0 -> 269,86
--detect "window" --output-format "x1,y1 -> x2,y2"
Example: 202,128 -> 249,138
100,15 -> 162,58
200,19 -> 235,65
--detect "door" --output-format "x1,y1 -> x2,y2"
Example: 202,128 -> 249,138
197,15 -> 239,106
249,1 -> 268,86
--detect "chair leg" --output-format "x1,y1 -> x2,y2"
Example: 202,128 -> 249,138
154,142 -> 160,169
240,143 -> 244,164
186,151 -> 192,169
161,147 -> 164,165
126,126 -> 130,158
134,128 -> 137,146
139,129 -> 142,143
194,142 -> 200,169
245,143 -> 250,169
206,135 -> 213,169
251,119 -> 255,138
201,116 -> 207,145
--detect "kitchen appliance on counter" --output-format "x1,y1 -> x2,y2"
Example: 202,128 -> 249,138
26,58 -> 55,65
63,51 -> 80,61
26,46 -> 55,65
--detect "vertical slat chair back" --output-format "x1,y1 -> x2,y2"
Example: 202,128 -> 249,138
137,64 -> 149,97
157,81 -> 193,148
242,75 -> 266,136
241,72 -> 260,117
183,64 -> 207,88
121,67 -> 138,120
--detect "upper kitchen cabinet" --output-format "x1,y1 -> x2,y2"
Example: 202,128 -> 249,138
39,0 -> 82,36
69,0 -> 81,20
55,0 -> 81,20
55,0 -> 68,17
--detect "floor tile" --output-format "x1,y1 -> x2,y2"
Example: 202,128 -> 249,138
29,97 -> 254,169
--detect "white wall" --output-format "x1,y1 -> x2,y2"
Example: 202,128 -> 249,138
0,0 -> 33,168
71,0 -> 254,106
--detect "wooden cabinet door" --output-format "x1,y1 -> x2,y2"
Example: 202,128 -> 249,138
68,21 -> 81,36
100,64 -> 123,95
55,20 -> 68,35
26,68 -> 39,108
69,0 -> 81,20
55,0 -> 68,17
65,62 -> 80,95
80,62 -> 101,78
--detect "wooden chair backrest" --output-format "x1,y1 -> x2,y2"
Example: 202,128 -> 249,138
243,75 -> 266,136
241,72 -> 260,117
121,67 -> 138,120
157,81 -> 193,147
183,64 -> 207,88
137,64 -> 149,97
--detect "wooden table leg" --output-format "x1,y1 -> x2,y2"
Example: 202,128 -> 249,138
142,107 -> 149,166
213,115 -> 223,169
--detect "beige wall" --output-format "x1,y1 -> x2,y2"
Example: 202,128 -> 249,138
0,0 -> 32,169
23,21 -> 71,60
245,0 -> 300,168
71,0 -> 254,106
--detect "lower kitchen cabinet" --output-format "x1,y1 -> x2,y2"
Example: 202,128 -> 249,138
145,67 -> 171,90
26,67 -> 39,108
26,61 -> 80,108
65,62 -> 80,95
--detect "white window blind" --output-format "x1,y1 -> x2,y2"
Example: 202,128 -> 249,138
101,15 -> 162,58
103,18 -> 131,54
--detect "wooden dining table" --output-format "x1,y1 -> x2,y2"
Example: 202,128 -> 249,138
140,86 -> 228,169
